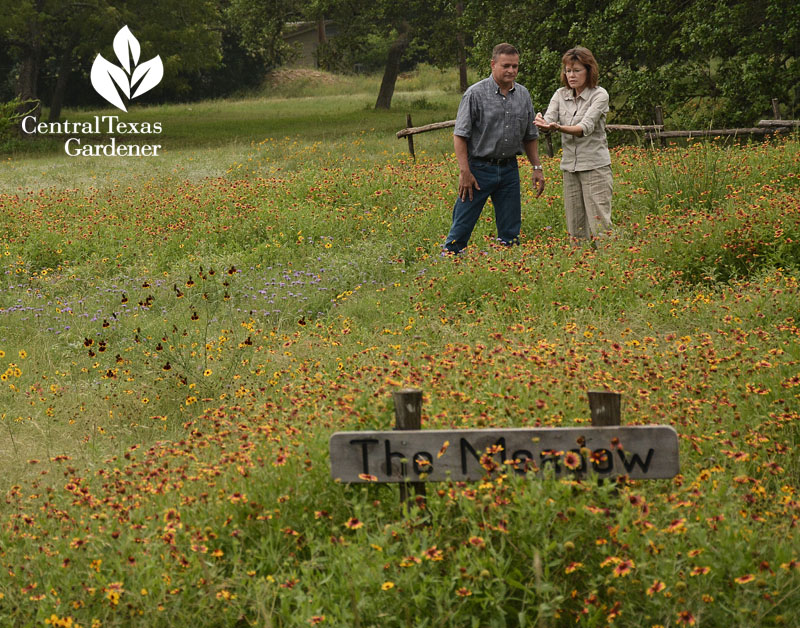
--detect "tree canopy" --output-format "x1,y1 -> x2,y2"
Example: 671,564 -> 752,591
464,0 -> 798,126
0,0 -> 797,125
1,0 -> 223,119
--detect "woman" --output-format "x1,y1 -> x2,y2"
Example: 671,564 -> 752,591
535,47 -> 612,242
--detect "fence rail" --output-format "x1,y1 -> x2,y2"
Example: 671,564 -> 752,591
758,119 -> 800,128
645,122 -> 797,141
395,120 -> 668,139
396,101 -> 797,160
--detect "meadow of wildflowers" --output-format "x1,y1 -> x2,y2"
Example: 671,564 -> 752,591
0,87 -> 798,627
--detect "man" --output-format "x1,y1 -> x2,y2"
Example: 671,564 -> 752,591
444,43 -> 545,254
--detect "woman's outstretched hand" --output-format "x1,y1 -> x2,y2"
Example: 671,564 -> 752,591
534,113 -> 558,132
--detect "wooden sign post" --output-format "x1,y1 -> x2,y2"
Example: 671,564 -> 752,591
588,390 -> 621,426
392,388 -> 425,506
330,390 -> 679,485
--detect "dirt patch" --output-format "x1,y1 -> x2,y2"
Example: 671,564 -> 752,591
265,69 -> 337,87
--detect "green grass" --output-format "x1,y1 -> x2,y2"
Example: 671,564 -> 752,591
1,64 -> 463,191
259,63 -> 478,100
0,68 -> 799,628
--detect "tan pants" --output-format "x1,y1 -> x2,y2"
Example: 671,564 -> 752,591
562,165 -> 613,240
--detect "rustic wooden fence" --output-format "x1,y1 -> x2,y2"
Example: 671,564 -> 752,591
396,99 -> 799,160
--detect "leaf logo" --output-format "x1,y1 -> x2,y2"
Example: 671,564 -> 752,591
91,26 -> 163,112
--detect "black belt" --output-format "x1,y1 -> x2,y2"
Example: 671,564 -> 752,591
471,156 -> 516,166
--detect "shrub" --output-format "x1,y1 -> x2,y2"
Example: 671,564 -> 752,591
0,97 -> 37,151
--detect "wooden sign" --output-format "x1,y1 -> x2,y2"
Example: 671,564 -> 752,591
330,426 -> 679,483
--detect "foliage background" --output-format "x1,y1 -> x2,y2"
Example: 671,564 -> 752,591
465,0 -> 800,126
1,0 -> 797,125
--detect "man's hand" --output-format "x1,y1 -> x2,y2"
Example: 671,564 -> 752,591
458,169 -> 480,202
532,169 -> 545,198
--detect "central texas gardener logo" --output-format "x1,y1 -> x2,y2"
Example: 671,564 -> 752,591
91,26 -> 163,112
20,24 -> 164,156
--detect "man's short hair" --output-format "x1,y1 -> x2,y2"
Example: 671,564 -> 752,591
492,43 -> 519,59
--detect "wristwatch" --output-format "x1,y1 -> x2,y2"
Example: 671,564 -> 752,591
533,165 -> 543,170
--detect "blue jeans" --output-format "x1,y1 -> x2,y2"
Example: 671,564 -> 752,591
444,159 -> 521,253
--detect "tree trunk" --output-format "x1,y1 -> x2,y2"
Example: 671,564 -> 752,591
17,52 -> 42,122
375,29 -> 410,110
317,17 -> 327,45
15,1 -> 45,123
48,48 -> 73,122
314,17 -> 327,69
456,2 -> 468,92
457,35 -> 468,92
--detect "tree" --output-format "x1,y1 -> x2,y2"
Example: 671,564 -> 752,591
455,1 -> 468,93
0,0 -> 55,120
310,0 -> 456,109
225,0 -> 303,69
374,17 -> 417,109
464,0 -> 799,126
43,3 -> 120,121
420,0 -> 471,93
0,0 -> 223,121
97,1 -> 224,103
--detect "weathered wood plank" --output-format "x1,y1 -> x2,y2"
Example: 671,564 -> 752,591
646,127 -> 792,139
396,120 -> 456,138
392,388 -> 425,504
588,390 -> 621,426
654,106 -> 667,148
605,124 -> 664,132
393,388 -> 423,430
757,119 -> 800,128
396,120 -> 665,139
404,113 -> 416,161
330,426 -> 679,483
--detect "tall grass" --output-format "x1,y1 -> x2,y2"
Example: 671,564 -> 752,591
615,138 -> 800,283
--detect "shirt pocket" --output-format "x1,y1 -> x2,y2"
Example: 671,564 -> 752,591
565,106 -> 580,126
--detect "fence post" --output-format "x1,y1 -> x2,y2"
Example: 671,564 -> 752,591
653,106 -> 666,148
588,390 -> 621,427
772,99 -> 782,120
405,114 -> 416,161
545,132 -> 554,158
392,388 -> 426,507
588,391 -> 621,488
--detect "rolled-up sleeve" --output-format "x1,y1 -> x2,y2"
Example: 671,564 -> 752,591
578,89 -> 609,137
523,105 -> 539,141
544,92 -> 560,124
453,91 -> 474,138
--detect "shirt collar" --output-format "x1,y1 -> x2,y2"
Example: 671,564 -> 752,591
564,85 -> 596,101
490,76 -> 516,94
